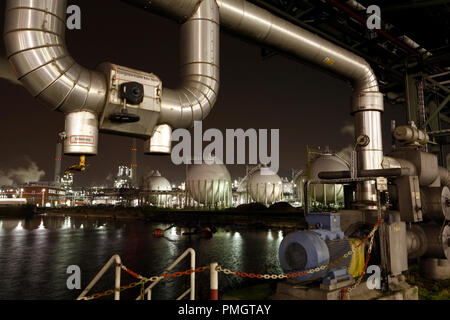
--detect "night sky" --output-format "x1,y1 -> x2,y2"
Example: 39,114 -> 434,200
0,0 -> 407,187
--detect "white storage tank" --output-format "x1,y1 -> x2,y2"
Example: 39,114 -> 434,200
248,168 -> 282,205
293,171 -> 306,205
186,161 -> 232,208
309,154 -> 349,205
143,170 -> 172,206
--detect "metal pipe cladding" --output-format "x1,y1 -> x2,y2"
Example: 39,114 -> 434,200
132,0 -> 384,202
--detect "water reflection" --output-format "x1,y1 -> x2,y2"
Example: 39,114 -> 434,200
0,216 -> 284,300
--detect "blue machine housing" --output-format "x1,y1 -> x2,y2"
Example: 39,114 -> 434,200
278,213 -> 353,284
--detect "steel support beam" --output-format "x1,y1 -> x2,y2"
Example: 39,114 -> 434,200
423,95 -> 450,129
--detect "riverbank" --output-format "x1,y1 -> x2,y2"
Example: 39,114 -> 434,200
0,205 -> 36,219
39,204 -> 306,229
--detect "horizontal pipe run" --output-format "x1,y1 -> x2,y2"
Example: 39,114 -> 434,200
318,168 -> 410,180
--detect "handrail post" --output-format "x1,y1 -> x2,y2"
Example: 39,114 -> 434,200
190,249 -> 196,300
210,262 -> 218,300
114,256 -> 121,300
77,254 -> 122,300
137,248 -> 196,300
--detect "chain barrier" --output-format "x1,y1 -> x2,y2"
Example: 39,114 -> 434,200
79,265 -> 210,300
79,218 -> 383,300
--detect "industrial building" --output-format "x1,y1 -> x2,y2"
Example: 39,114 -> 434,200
19,182 -> 66,208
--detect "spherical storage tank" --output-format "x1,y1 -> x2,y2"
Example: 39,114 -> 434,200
293,172 -> 307,205
143,170 -> 172,206
248,168 -> 282,205
186,161 -> 232,207
309,154 -> 349,205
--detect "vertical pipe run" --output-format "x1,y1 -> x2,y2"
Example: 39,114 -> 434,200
354,109 -> 384,203
159,0 -> 220,129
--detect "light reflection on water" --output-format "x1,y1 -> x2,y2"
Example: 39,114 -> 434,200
0,215 -> 285,300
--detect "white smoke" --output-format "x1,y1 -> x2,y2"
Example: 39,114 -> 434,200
0,173 -> 14,186
336,145 -> 353,164
336,122 -> 355,164
0,160 -> 45,186
0,56 -> 21,86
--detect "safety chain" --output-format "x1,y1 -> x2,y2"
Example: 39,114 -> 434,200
79,265 -> 210,300
216,218 -> 384,283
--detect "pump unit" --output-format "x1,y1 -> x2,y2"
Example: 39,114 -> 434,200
279,213 -> 353,286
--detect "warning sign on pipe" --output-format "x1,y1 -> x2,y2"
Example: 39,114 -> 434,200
70,135 -> 95,145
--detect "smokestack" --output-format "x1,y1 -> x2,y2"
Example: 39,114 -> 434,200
131,138 -> 138,188
54,138 -> 63,186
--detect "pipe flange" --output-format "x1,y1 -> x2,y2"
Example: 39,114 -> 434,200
356,135 -> 370,147
351,91 -> 384,114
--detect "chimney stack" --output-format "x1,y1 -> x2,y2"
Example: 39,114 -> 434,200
54,137 -> 63,186
131,138 -> 138,188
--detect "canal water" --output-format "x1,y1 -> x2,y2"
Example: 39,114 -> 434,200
0,215 -> 284,300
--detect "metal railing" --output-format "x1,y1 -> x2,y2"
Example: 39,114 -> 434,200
77,254 -> 122,300
76,248 -> 196,300
136,248 -> 196,300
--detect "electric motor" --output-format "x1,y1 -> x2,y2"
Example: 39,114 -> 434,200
278,213 -> 353,283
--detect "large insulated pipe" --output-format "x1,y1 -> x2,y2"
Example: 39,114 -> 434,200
4,0 -> 220,156
4,0 -> 107,114
147,0 -> 220,154
159,0 -> 219,128
407,224 -> 450,260
4,0 -> 107,155
126,0 -> 384,202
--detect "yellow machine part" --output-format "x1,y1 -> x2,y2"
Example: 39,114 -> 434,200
347,238 -> 365,278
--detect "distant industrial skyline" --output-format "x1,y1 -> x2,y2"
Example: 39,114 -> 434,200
0,0 -> 406,187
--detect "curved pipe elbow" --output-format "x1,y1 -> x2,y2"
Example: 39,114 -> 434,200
4,0 -> 107,114
160,75 -> 220,129
159,0 -> 220,129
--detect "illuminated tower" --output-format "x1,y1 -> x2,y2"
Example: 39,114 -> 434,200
131,138 -> 138,188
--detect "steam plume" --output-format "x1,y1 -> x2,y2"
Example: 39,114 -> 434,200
0,159 -> 45,186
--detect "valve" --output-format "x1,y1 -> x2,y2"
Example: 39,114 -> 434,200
109,81 -> 142,123
65,155 -> 88,174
